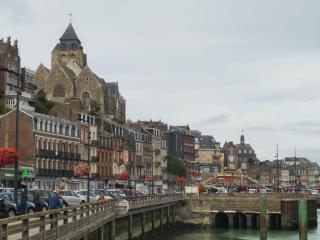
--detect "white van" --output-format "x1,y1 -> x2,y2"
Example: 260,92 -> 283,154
248,188 -> 257,193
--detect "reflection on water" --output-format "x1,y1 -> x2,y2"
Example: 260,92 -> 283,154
170,228 -> 320,240
163,210 -> 320,240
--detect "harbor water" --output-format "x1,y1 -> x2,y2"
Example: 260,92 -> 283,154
154,210 -> 320,240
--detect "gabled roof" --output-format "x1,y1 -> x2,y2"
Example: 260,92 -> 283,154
59,23 -> 81,43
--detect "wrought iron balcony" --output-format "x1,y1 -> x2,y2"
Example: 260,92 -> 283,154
135,159 -> 144,167
91,140 -> 100,146
37,149 -> 55,158
91,156 -> 99,162
37,168 -> 74,178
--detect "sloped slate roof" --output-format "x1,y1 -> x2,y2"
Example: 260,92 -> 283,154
59,23 -> 81,43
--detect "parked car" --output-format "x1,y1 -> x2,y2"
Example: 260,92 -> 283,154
105,189 -> 126,198
0,197 -> 17,217
61,190 -> 86,205
248,188 -> 257,193
91,190 -> 112,200
74,190 -> 97,203
0,192 -> 35,214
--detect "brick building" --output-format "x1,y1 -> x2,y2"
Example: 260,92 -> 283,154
0,109 -> 84,190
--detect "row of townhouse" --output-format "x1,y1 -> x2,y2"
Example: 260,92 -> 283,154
0,108 -> 169,192
259,157 -> 320,188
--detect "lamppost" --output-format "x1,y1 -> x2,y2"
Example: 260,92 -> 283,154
294,147 -> 297,192
275,143 -> 280,192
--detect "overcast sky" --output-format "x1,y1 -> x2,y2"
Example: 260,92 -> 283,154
1,0 -> 319,162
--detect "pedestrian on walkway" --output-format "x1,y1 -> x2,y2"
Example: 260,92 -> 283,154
32,186 -> 42,212
49,188 -> 62,210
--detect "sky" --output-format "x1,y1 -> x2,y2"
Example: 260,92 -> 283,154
0,0 -> 319,162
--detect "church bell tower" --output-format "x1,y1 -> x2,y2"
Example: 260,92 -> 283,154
51,23 -> 87,68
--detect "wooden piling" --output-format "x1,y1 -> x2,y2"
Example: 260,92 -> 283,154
299,199 -> 308,240
260,197 -> 268,240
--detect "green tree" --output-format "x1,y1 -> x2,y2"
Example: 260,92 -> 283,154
167,155 -> 186,177
34,90 -> 55,114
0,100 -> 8,115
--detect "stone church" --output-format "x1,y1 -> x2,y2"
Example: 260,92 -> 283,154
35,23 -> 126,124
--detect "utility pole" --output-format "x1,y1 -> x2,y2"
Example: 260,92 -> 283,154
14,55 -> 21,204
87,127 -> 91,203
275,143 -> 280,193
294,147 -> 297,192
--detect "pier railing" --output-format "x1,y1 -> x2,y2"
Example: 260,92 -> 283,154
0,195 -> 182,240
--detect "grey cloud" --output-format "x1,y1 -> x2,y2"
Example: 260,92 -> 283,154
194,114 -> 231,126
1,0 -> 320,162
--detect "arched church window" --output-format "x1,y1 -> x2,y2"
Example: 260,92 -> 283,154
61,43 -> 67,50
53,84 -> 65,97
82,91 -> 90,100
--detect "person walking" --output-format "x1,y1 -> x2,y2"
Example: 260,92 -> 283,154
49,189 -> 62,210
32,186 -> 42,212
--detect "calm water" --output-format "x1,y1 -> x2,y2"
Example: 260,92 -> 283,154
158,210 -> 320,240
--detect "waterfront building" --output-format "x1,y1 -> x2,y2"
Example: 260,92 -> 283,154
285,157 -> 320,188
222,141 -> 236,169
123,128 -> 136,186
0,109 -> 82,189
97,131 -> 113,183
235,134 -> 259,169
198,135 -> 222,174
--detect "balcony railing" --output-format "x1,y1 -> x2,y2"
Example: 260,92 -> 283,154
37,149 -> 80,161
155,149 -> 161,155
37,149 -> 55,158
91,140 -> 100,146
91,156 -> 99,162
37,168 -> 74,178
135,159 -> 144,167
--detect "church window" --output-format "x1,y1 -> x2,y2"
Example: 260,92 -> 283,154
86,77 -> 89,81
53,84 -> 66,97
57,70 -> 60,74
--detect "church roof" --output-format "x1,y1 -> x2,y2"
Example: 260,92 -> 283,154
59,23 -> 81,43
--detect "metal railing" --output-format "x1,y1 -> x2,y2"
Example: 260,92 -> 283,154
0,195 -> 182,240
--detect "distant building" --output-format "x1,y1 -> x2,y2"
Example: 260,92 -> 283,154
0,37 -> 34,111
164,125 -> 195,162
21,67 -> 36,94
198,135 -> 222,174
222,141 -> 236,169
235,135 -> 259,169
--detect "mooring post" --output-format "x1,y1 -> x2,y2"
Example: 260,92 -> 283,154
160,208 -> 164,232
128,214 -> 133,240
260,197 -> 268,240
166,206 -> 170,227
98,225 -> 104,240
299,199 -> 307,240
110,219 -> 115,240
151,210 -> 155,235
141,211 -> 146,240
172,205 -> 176,224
